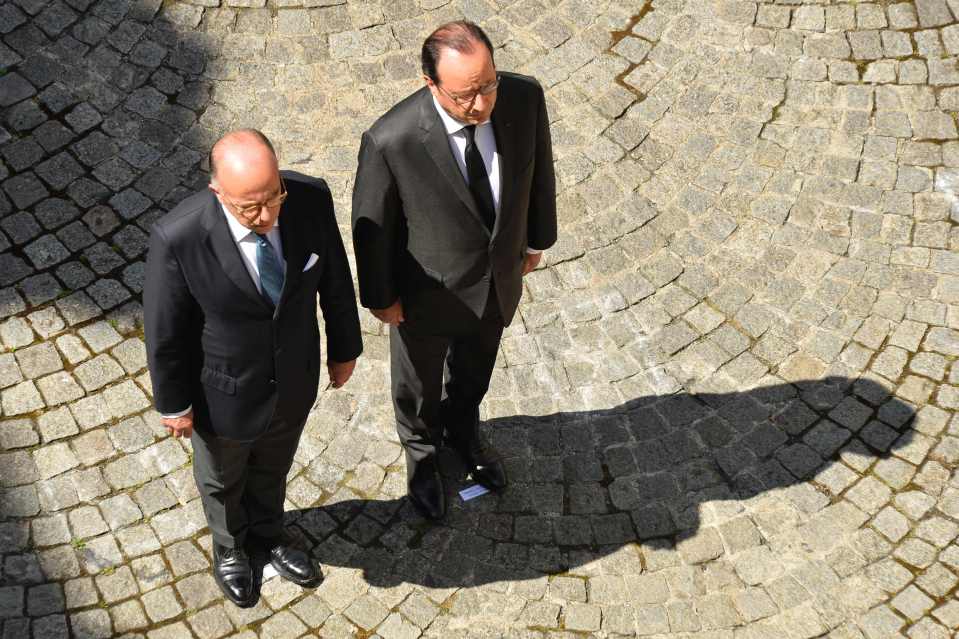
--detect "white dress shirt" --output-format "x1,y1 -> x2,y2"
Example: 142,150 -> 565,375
221,202 -> 286,294
430,96 -> 542,254
161,204 -> 286,419
432,95 -> 502,214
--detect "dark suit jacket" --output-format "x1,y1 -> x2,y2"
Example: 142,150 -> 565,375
351,72 -> 557,334
144,172 -> 363,441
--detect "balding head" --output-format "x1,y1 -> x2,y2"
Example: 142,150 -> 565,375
421,21 -> 494,85
209,129 -> 277,182
422,21 -> 498,125
208,129 -> 284,232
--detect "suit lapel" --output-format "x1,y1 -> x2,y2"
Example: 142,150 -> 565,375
491,100 -> 515,240
419,92 -> 492,236
276,203 -> 306,310
202,196 -> 274,312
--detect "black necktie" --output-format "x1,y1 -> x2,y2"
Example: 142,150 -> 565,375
463,125 -> 495,232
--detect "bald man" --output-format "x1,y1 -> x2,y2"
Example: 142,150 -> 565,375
144,129 -> 362,607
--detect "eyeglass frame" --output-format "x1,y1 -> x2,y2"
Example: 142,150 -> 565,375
220,176 -> 288,221
435,74 -> 501,107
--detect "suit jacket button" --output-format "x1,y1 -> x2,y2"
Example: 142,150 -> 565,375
269,378 -> 277,385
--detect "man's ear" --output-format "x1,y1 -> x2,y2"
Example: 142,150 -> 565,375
424,75 -> 438,95
208,182 -> 224,206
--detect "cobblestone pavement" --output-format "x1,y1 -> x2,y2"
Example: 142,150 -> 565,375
1,0 -> 959,637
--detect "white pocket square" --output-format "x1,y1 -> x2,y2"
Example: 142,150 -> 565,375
303,253 -> 319,272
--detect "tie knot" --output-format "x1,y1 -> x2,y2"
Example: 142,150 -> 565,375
463,124 -> 476,141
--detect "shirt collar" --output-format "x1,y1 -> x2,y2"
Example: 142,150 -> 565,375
219,201 -> 279,242
431,94 -> 489,135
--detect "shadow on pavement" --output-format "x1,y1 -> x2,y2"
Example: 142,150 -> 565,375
287,376 -> 916,589
0,2 -> 229,633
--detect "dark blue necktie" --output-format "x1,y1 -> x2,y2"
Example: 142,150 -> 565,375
255,233 -> 283,306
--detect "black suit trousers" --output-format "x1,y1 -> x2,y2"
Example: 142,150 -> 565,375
390,284 -> 504,480
190,412 -> 304,548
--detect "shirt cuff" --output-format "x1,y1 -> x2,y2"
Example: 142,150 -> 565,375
525,247 -> 543,254
161,405 -> 192,419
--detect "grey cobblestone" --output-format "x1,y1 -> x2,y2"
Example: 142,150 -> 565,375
31,514 -> 69,548
130,554 -> 172,592
35,473 -> 78,512
0,353 -> 24,389
70,428 -> 113,466
78,534 -> 123,574
99,494 -> 142,530
68,393 -> 110,431
69,505 -> 109,539
110,336 -> 147,369
116,524 -> 161,558
0,451 -> 38,487
63,577 -> 98,611
185,604 -> 234,639
71,468 -> 110,501
44,341 -> 77,375
35,371 -> 84,406
13,342 -> 60,378
108,416 -> 155,454
109,599 -> 148,634
32,443 -> 78,480
27,307 -> 65,339
54,291 -> 99,325
1,317 -> 35,350
95,565 -> 138,605
69,608 -> 112,639
34,403 -> 74,443
73,354 -> 124,392
102,379 -> 149,418
0,2 -> 955,635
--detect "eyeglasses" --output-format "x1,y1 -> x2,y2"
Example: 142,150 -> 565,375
437,75 -> 500,107
223,177 -> 287,220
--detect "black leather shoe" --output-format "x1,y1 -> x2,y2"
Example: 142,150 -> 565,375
470,452 -> 508,492
267,542 -> 322,588
465,447 -> 508,492
213,543 -> 256,608
446,437 -> 508,493
408,458 -> 446,520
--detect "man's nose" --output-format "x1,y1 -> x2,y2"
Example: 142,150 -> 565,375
254,206 -> 274,225
472,92 -> 493,112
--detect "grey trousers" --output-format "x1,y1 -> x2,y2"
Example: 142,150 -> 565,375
390,286 -> 504,480
191,412 -> 303,548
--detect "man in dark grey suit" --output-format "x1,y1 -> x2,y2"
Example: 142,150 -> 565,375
351,22 -> 557,520
145,129 -> 363,606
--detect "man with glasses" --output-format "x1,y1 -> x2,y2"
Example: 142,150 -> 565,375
352,21 -> 557,520
144,129 -> 362,606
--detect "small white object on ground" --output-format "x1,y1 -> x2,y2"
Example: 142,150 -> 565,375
459,484 -> 490,501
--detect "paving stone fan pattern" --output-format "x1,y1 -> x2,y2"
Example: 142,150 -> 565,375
1,0 -> 959,637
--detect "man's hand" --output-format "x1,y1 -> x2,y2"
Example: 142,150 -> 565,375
371,300 -> 404,326
328,359 -> 356,388
522,252 -> 542,276
162,410 -> 194,439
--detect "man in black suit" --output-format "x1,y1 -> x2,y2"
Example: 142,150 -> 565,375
351,21 -> 557,520
144,129 -> 362,607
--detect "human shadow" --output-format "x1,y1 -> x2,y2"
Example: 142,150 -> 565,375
0,2 -> 230,633
285,376 -> 916,588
